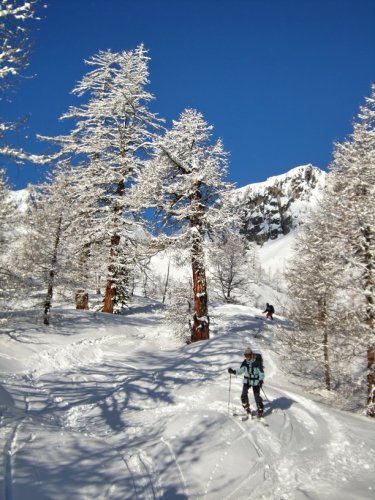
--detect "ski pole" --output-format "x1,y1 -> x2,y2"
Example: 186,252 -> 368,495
228,374 -> 232,415
261,386 -> 271,403
261,386 -> 277,413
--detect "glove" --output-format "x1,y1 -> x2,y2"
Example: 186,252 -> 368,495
228,368 -> 236,375
258,380 -> 263,388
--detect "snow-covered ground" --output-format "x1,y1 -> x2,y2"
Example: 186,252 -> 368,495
1,299 -> 374,500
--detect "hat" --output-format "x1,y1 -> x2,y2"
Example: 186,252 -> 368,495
244,348 -> 252,355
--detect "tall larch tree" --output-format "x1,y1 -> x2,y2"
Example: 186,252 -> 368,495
286,84 -> 375,412
131,109 -> 237,342
328,84 -> 375,411
41,46 -> 162,313
285,202 -> 344,391
14,168 -> 79,324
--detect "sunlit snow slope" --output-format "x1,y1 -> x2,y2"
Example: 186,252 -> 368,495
1,300 -> 374,500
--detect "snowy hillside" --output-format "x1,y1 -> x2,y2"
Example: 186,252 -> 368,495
2,168 -> 374,499
1,299 -> 374,500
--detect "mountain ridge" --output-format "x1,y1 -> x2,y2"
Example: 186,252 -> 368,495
233,164 -> 326,244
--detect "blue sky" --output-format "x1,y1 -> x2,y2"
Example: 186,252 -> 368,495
2,0 -> 375,190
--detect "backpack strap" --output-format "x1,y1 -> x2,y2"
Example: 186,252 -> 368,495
242,358 -> 261,382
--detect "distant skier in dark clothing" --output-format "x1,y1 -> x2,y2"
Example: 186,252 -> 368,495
263,303 -> 274,320
228,347 -> 265,418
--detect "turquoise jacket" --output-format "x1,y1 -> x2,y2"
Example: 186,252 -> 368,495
234,357 -> 264,386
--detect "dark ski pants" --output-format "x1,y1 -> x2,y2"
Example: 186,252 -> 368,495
241,383 -> 264,412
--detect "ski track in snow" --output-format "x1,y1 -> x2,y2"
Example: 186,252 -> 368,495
219,416 -> 267,500
3,422 -> 19,500
160,437 -> 189,497
1,306 -> 375,499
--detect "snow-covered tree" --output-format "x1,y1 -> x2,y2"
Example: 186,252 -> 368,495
164,279 -> 194,343
13,169 -> 80,324
285,84 -> 375,411
208,234 -> 252,303
328,84 -> 375,410
0,169 -> 13,248
285,204 -> 343,391
0,0 -> 39,89
131,109 -> 237,342
0,168 -> 17,302
0,0 -> 41,160
41,46 -> 162,313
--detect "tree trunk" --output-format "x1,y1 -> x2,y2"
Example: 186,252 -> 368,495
103,179 -> 125,314
318,297 -> 331,391
191,251 -> 209,342
75,289 -> 89,310
103,233 -> 120,313
362,226 -> 374,408
368,349 -> 375,405
43,215 -> 62,325
76,242 -> 91,310
189,200 -> 209,342
43,284 -> 53,326
323,326 -> 331,391
162,258 -> 171,304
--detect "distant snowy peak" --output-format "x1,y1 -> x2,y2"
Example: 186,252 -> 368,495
236,164 -> 325,198
234,164 -> 326,244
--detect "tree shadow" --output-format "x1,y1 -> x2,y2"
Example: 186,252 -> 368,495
160,486 -> 189,499
270,396 -> 295,410
1,303 -> 302,498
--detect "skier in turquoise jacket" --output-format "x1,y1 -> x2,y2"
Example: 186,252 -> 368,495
228,347 -> 265,418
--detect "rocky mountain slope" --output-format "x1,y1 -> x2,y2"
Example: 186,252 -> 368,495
233,164 -> 326,244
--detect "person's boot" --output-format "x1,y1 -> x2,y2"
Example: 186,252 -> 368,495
242,403 -> 251,415
257,408 -> 264,419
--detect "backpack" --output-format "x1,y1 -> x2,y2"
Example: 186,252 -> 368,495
269,304 -> 275,314
252,352 -> 264,373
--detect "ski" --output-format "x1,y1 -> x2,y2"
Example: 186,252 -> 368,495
256,416 -> 269,426
232,412 -> 268,425
232,412 -> 252,421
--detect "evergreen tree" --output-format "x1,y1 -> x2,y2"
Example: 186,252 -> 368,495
285,204 -> 341,391
131,109 -> 237,342
329,84 -> 375,410
286,84 -> 375,411
41,46 -> 162,313
13,170 -> 78,323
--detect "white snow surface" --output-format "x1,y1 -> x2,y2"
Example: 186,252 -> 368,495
2,169 -> 374,499
258,232 -> 296,275
1,300 -> 374,500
